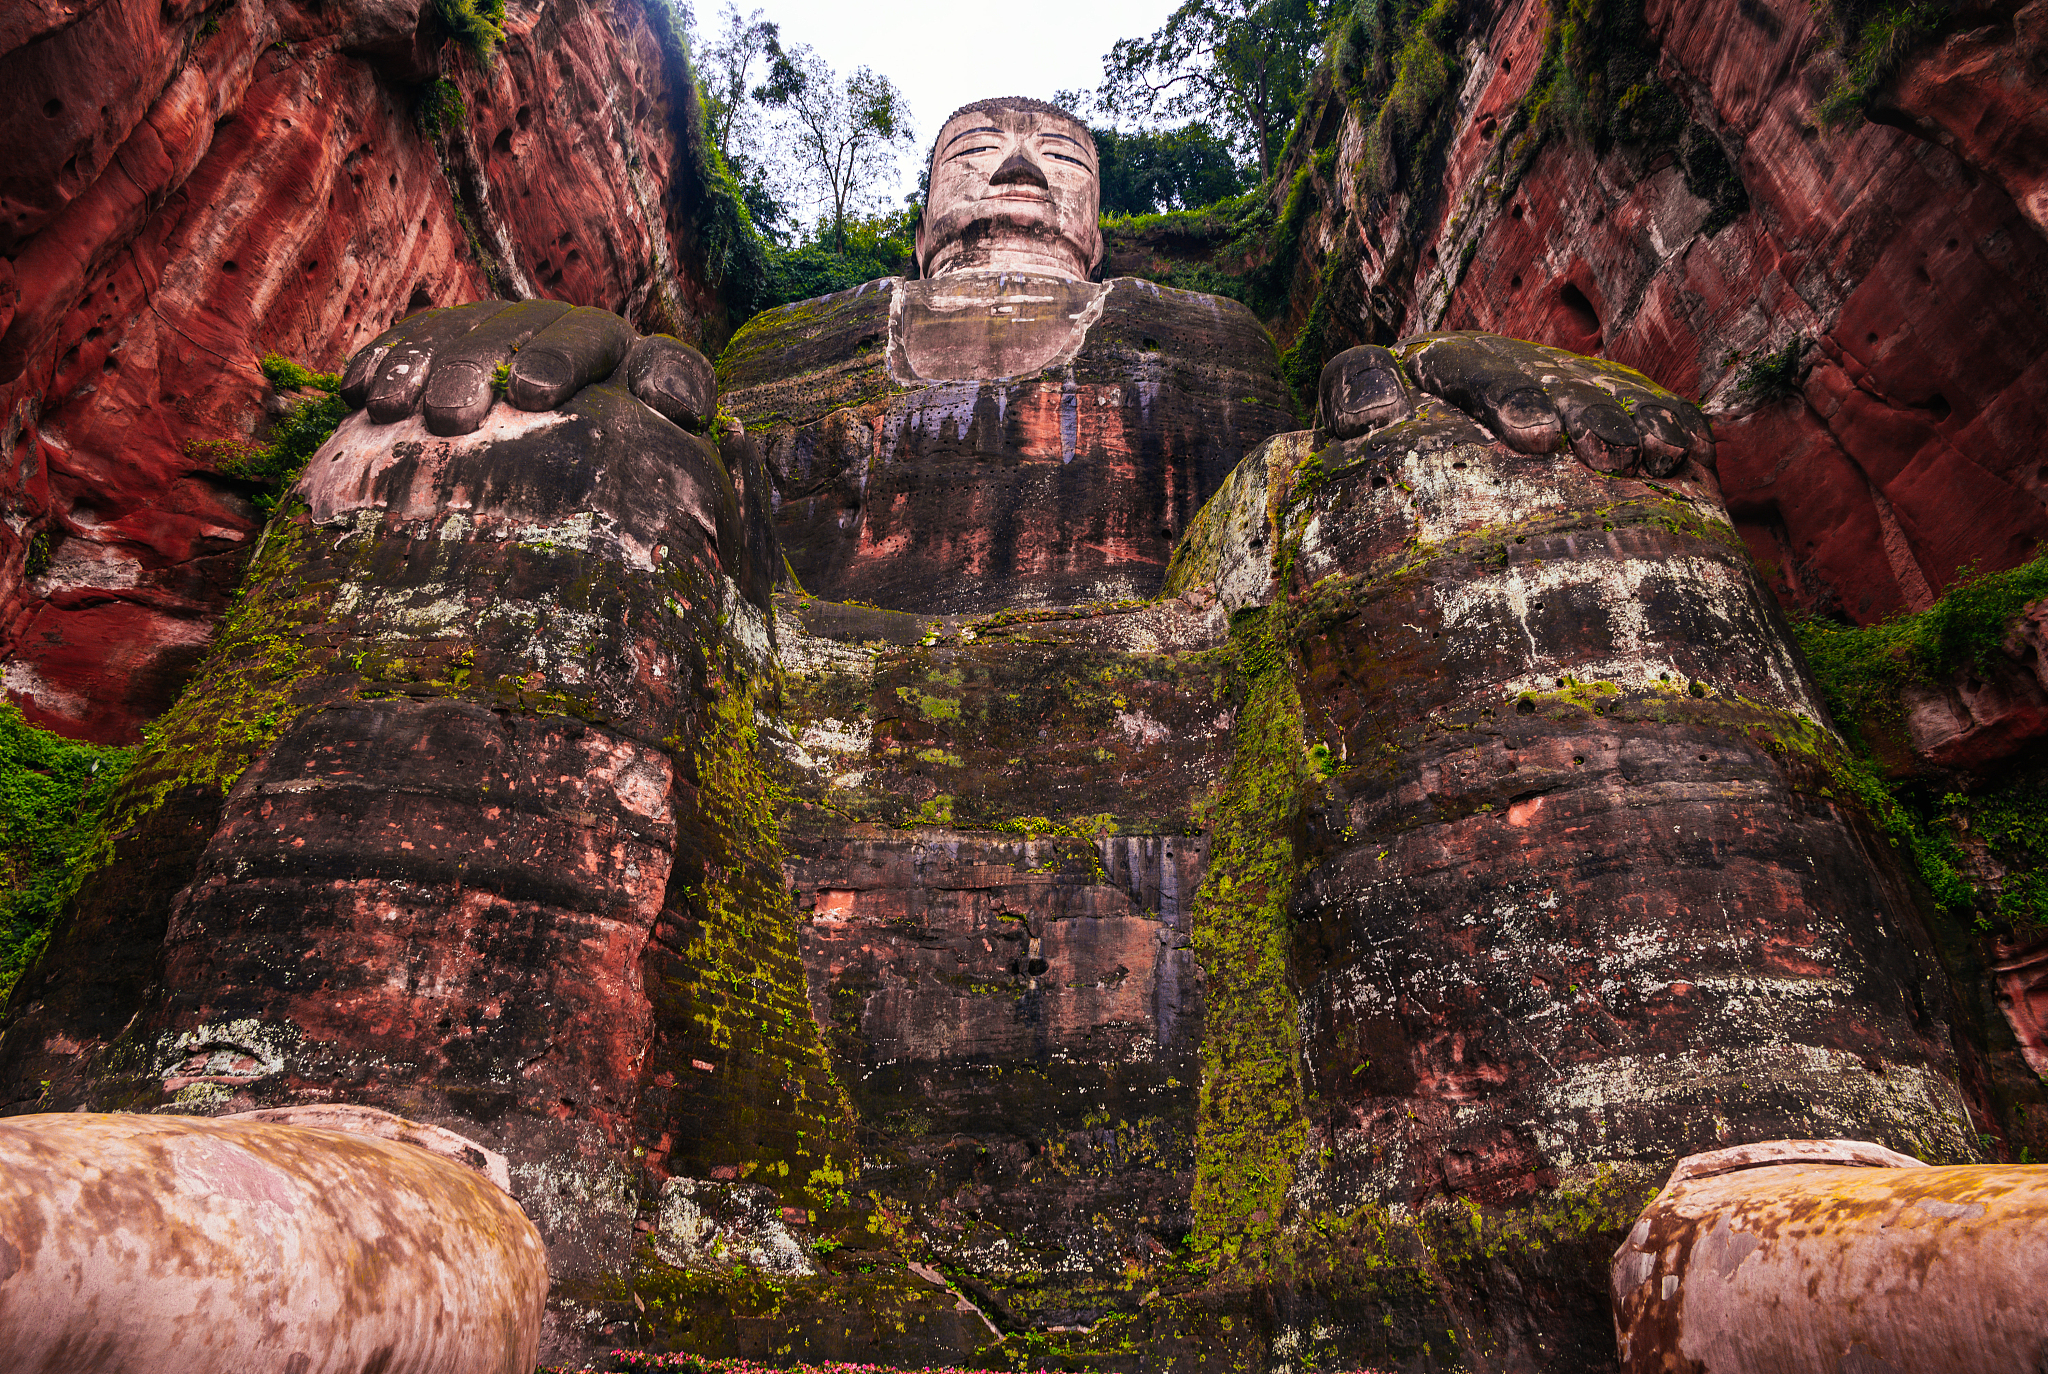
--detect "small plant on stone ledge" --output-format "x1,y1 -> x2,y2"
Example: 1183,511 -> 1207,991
417,77 -> 467,137
1737,336 -> 1809,404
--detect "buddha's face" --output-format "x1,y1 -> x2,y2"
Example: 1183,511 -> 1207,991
916,105 -> 1104,281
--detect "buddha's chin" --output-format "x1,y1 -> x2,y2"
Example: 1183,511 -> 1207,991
920,213 -> 1100,281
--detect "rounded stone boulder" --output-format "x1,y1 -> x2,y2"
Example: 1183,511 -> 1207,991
1612,1139 -> 2048,1373
0,1112 -> 547,1374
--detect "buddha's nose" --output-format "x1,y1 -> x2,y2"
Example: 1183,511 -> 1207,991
989,151 -> 1049,190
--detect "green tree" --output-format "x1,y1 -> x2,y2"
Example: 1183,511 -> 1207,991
695,3 -> 797,241
1094,0 -> 1333,183
760,47 -> 915,255
1093,121 -> 1251,214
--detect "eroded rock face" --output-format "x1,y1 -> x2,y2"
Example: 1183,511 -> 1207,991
0,0 -> 723,743
0,1112 -> 547,1374
1249,0 -> 2048,627
720,275 -> 1299,614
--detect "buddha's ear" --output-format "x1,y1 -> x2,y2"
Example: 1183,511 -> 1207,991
906,208 -> 925,280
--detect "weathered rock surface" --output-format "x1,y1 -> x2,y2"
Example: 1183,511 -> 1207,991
0,262 -> 2027,1374
0,1111 -> 547,1374
0,0 -> 727,743
773,591 -> 1232,1325
1138,342 -> 1995,1369
1256,0 -> 2048,627
720,274 -> 1299,613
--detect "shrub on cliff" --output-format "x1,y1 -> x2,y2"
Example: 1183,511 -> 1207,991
1812,0 -> 1954,127
187,355 -> 348,516
1795,546 -> 2048,928
431,0 -> 507,62
0,704 -> 131,1001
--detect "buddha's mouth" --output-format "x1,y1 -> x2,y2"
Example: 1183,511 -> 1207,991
983,187 -> 1052,204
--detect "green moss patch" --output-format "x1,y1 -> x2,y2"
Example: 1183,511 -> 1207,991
1793,547 -> 2048,926
1184,609 -> 1311,1272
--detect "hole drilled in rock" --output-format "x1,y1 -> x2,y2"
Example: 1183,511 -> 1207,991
43,98 -> 63,117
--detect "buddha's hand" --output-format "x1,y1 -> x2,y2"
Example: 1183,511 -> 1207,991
1319,332 -> 1714,478
337,301 -> 714,435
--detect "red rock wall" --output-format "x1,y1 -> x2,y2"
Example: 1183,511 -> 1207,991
1274,0 -> 2048,627
0,0 -> 724,743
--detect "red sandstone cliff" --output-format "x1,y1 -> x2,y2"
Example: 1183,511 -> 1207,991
0,0 -> 729,743
1235,0 -> 2048,629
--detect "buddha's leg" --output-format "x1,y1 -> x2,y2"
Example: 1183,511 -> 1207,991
1169,341 -> 1989,1365
0,364 -> 851,1291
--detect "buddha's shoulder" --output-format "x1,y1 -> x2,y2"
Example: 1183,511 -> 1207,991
1086,277 -> 1279,360
717,278 -> 900,399
714,272 -> 1284,429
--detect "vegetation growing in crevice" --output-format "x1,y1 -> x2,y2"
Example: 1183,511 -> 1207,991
1794,546 -> 2048,927
1810,0 -> 1954,128
415,77 -> 466,136
1737,335 -> 1810,403
1336,0 -> 1463,195
0,704 -> 132,1000
430,0 -> 506,64
1485,0 -> 1749,231
186,355 -> 348,516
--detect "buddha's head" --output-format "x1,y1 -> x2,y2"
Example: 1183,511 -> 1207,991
915,98 -> 1104,281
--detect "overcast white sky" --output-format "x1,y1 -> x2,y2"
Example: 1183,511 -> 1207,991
687,0 -> 1184,203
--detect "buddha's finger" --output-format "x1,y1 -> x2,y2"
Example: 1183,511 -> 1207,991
361,302 -> 511,423
1549,378 -> 1641,474
624,335 -> 716,431
1407,332 -> 1564,454
507,307 -> 636,412
420,300 -> 574,436
1319,345 -> 1416,439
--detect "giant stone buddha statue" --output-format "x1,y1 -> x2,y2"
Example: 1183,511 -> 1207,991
0,95 -> 1995,1370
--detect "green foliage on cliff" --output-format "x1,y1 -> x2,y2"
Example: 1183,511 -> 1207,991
1336,0 -> 1463,194
1491,0 -> 1750,232
0,705 -> 132,1001
1794,546 -> 2048,926
190,355 -> 347,516
431,0 -> 506,63
416,77 -> 466,135
1737,336 -> 1810,402
1811,1 -> 1953,127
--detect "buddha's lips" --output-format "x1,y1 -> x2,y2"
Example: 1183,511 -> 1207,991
982,189 -> 1052,204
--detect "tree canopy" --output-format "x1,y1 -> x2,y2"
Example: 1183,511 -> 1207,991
1093,0 -> 1333,181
